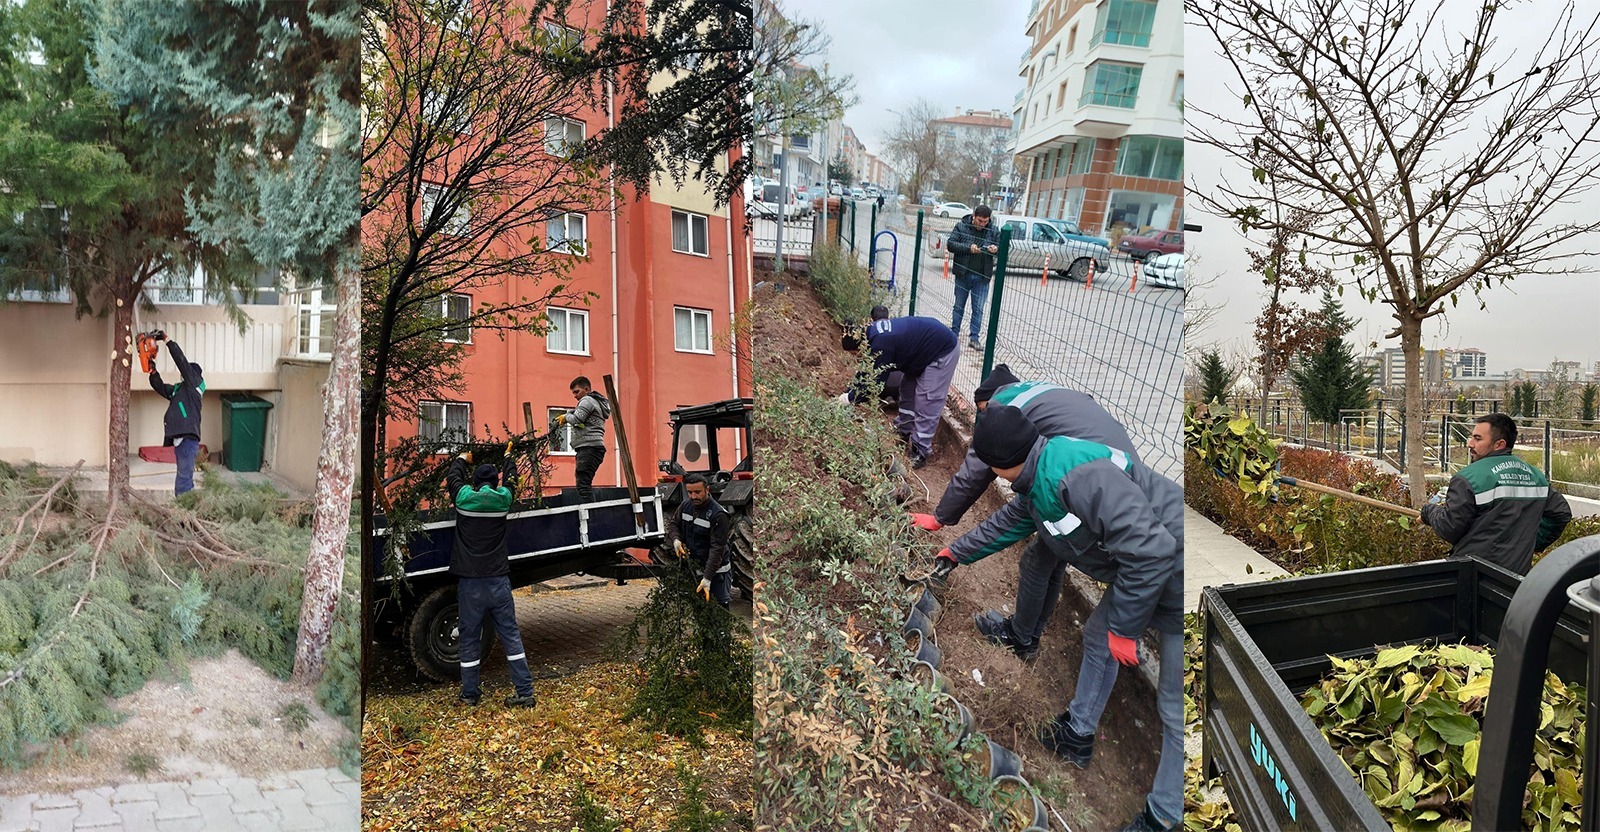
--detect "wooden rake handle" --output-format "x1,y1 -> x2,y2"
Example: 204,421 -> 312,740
1278,475 -> 1422,519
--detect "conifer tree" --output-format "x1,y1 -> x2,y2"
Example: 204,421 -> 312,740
1196,348 -> 1236,405
1290,291 -> 1373,423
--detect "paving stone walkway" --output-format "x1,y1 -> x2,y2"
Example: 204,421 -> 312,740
0,767 -> 356,832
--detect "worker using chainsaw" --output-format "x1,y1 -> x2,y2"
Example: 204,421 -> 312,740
840,305 -> 959,469
446,449 -> 537,709
929,405 -> 1185,832
145,333 -> 205,496
554,376 -> 611,501
666,473 -> 732,608
1421,412 -> 1571,575
910,364 -> 1141,661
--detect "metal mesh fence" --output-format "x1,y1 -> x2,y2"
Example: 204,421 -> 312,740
865,206 -> 1185,478
749,210 -> 816,262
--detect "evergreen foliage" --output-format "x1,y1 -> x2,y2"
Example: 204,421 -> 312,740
1196,348 -> 1236,404
0,472 -> 359,767
1581,383 -> 1599,425
1289,291 -> 1372,423
614,558 -> 753,743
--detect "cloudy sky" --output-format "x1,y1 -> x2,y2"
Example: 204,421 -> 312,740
1186,2 -> 1600,376
783,0 -> 1031,156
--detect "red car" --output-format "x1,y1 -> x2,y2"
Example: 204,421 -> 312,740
1117,229 -> 1184,261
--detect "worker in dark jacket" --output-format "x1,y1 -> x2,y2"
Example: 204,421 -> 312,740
842,306 -> 959,468
911,364 -> 1141,659
946,206 -> 1001,350
665,473 -> 732,607
555,376 -> 612,501
147,335 -> 205,495
447,452 -> 536,708
930,406 -> 1184,832
1421,413 -> 1572,575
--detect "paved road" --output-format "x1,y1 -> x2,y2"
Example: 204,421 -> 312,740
853,205 -> 1185,478
0,768 -> 357,832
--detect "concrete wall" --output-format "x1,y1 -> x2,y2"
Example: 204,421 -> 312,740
271,359 -> 333,493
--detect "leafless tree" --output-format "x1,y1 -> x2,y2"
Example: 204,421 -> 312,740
884,99 -> 944,201
1188,0 -> 1600,507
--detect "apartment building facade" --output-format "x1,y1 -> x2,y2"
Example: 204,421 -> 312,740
1012,0 -> 1183,238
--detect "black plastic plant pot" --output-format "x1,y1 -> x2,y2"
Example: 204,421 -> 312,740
905,607 -> 937,643
911,660 -> 953,695
991,774 -> 1049,832
936,693 -> 975,740
977,737 -> 1024,780
906,629 -> 943,669
906,581 -> 943,625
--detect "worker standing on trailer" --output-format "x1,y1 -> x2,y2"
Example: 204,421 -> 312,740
1421,412 -> 1571,575
147,334 -> 206,496
555,376 -> 611,501
666,473 -> 732,608
909,364 -> 1140,661
841,306 -> 959,469
929,406 -> 1185,832
446,451 -> 537,709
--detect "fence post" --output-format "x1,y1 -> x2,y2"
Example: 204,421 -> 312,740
1377,410 -> 1386,465
908,210 -> 924,316
980,227 -> 1013,379
868,202 -> 878,263
848,201 -> 857,253
1545,420 -> 1553,476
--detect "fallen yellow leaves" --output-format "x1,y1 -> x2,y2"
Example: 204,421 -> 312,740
362,661 -> 753,831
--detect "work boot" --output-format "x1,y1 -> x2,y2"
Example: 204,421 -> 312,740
1038,708 -> 1095,768
911,452 -> 929,470
504,692 -> 537,709
456,693 -> 481,707
1116,805 -> 1176,832
972,610 -> 1039,661
967,337 -> 981,351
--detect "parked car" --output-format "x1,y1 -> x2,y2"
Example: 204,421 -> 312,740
1141,252 -> 1184,290
850,187 -> 865,200
1117,228 -> 1185,261
993,214 -> 1109,281
1042,218 -> 1111,249
746,182 -> 804,220
829,183 -> 844,196
933,201 -> 971,218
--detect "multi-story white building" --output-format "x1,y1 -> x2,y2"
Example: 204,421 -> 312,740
1454,348 -> 1488,379
1011,0 -> 1183,238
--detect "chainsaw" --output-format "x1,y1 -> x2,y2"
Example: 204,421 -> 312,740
135,329 -> 166,374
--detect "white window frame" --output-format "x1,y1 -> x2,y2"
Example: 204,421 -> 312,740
543,20 -> 581,51
289,281 -> 338,359
418,400 -> 472,452
422,89 -> 470,135
547,407 -> 576,455
546,212 -> 586,255
671,209 -> 710,257
441,292 -> 472,344
543,115 -> 585,157
673,306 -> 714,355
147,264 -> 209,306
420,183 -> 469,236
546,306 -> 590,355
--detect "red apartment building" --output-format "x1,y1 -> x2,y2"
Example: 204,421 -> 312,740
381,2 -> 753,496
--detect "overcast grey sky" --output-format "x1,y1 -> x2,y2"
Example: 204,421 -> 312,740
1186,1 -> 1600,376
784,0 -> 1030,156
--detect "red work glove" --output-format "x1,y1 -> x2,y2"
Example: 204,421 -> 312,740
909,513 -> 943,531
1108,632 -> 1140,667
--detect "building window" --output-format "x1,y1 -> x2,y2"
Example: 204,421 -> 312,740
1064,187 -> 1087,223
543,20 -> 581,52
1092,0 -> 1158,48
419,400 -> 471,450
547,407 -> 575,454
422,89 -> 470,134
1067,24 -> 1078,53
546,212 -> 586,255
441,292 -> 472,343
148,264 -> 208,305
1115,136 -> 1183,181
420,183 -> 469,235
671,210 -> 710,256
1172,72 -> 1184,105
546,307 -> 589,355
673,306 -> 713,354
1070,137 -> 1096,175
1081,61 -> 1142,109
289,280 -> 337,358
1057,81 -> 1068,109
544,115 -> 584,157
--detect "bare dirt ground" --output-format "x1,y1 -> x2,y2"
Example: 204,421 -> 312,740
0,649 -> 348,795
754,276 -> 1162,831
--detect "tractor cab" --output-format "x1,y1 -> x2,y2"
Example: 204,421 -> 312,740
656,397 -> 754,510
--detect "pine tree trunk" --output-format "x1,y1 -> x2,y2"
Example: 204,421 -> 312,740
1401,318 -> 1428,509
291,256 -> 360,683
108,282 -> 137,502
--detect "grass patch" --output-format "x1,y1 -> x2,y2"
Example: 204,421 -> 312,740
279,702 -> 313,734
125,752 -> 161,778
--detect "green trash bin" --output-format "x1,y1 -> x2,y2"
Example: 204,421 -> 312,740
221,394 -> 274,473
